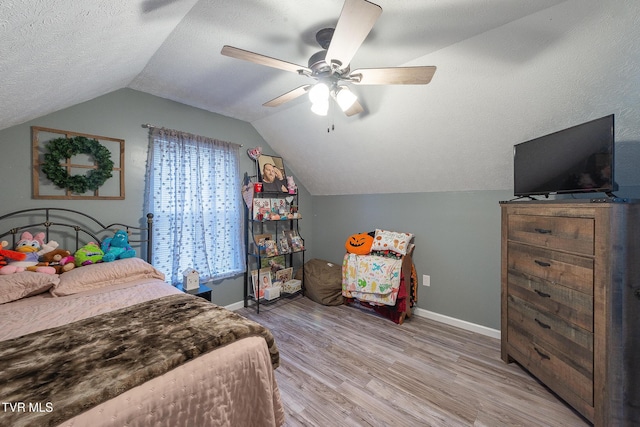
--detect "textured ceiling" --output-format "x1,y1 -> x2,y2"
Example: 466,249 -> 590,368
3,0 -> 639,195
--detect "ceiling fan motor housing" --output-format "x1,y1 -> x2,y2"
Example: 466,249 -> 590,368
308,50 -> 330,73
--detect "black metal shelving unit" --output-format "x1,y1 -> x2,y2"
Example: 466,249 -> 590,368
243,177 -> 305,313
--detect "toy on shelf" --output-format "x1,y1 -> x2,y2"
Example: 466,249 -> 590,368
287,176 -> 297,194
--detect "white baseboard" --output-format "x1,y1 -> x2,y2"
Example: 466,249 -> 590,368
229,299 -> 501,340
413,307 -> 501,339
225,301 -> 246,311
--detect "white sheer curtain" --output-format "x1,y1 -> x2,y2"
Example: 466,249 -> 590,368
145,127 -> 244,284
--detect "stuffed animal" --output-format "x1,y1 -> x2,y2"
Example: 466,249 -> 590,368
37,248 -> 75,274
247,146 -> 262,160
74,242 -> 104,267
11,231 -> 45,266
101,230 -> 136,262
15,231 -> 45,253
4,233 -> 57,274
287,176 -> 297,194
37,240 -> 59,257
0,241 -> 27,275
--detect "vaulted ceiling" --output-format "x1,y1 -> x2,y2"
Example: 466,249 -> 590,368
3,1 -> 639,195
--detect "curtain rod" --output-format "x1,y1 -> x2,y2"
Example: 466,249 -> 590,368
141,124 -> 243,147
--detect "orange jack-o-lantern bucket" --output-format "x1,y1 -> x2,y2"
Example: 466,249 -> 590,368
345,232 -> 374,255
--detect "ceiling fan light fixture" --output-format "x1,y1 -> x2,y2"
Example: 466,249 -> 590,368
335,86 -> 357,111
308,82 -> 330,104
221,0 -> 436,118
310,100 -> 329,116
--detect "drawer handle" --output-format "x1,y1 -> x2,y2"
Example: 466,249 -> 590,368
534,289 -> 551,298
534,259 -> 551,267
634,289 -> 640,299
534,228 -> 552,234
535,318 -> 551,329
534,347 -> 551,360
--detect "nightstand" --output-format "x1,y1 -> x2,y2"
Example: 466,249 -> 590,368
175,283 -> 212,302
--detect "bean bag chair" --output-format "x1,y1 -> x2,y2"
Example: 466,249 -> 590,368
295,258 -> 344,306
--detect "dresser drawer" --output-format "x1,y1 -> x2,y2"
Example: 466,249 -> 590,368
508,270 -> 593,332
507,323 -> 593,409
507,293 -> 593,370
508,214 -> 594,255
508,241 -> 594,295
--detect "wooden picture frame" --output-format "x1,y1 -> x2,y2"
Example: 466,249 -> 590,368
32,126 -> 125,200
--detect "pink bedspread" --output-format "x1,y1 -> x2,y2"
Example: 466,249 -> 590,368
0,279 -> 285,427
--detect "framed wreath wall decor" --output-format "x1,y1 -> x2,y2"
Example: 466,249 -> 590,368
42,136 -> 114,193
32,126 -> 125,200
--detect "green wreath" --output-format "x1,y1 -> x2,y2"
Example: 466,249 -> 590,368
42,136 -> 114,194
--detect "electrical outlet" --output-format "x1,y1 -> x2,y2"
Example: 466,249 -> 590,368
423,274 -> 430,287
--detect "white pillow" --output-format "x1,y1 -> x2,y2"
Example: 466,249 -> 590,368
371,229 -> 414,255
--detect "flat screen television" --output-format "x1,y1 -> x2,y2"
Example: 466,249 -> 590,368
513,114 -> 616,197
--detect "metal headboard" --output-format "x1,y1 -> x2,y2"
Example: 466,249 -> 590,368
0,208 -> 154,263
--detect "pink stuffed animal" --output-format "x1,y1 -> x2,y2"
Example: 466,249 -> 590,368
1,232 -> 57,274
287,176 -> 297,194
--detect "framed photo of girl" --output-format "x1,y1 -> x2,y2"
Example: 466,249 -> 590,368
258,155 -> 288,193
256,268 -> 273,299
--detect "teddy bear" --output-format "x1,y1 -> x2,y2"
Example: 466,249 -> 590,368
74,242 -> 104,267
101,230 -> 136,262
36,248 -> 75,274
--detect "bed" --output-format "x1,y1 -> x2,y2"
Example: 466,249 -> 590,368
0,208 -> 285,427
342,229 -> 417,324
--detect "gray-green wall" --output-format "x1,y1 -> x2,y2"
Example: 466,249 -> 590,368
3,88 -> 638,330
310,185 -> 640,330
0,88 -> 312,307
311,191 -> 510,330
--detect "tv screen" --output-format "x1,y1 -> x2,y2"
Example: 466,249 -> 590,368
514,114 -> 615,197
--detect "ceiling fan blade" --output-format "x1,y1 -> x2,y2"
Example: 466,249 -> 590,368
221,45 -> 311,75
326,0 -> 382,69
343,98 -> 364,116
263,85 -> 312,107
350,66 -> 437,85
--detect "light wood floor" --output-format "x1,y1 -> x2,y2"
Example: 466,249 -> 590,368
238,296 -> 591,427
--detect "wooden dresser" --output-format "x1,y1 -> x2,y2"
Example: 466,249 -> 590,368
500,200 -> 640,426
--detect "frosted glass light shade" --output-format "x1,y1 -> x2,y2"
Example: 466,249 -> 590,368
336,87 -> 357,111
308,82 -> 330,104
310,100 -> 329,116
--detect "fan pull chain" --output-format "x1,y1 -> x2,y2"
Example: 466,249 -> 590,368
327,102 -> 336,133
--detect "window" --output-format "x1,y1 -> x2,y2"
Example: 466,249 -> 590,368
145,127 -> 244,284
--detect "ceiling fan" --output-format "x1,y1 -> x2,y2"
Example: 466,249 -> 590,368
221,0 -> 436,117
